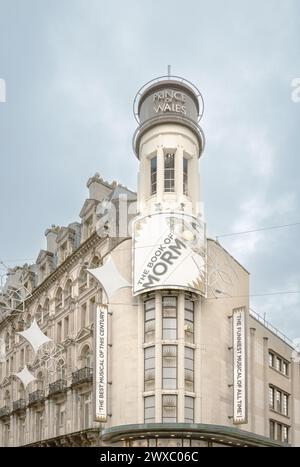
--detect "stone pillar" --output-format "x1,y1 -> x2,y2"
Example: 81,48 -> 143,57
157,147 -> 164,205
175,145 -> 184,204
137,297 -> 144,424
155,291 -> 162,422
177,293 -> 185,422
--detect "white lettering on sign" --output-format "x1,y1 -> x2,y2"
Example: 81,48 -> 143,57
153,89 -> 187,115
232,307 -> 247,424
94,305 -> 107,422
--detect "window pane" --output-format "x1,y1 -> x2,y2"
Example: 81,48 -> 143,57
183,157 -> 188,196
145,396 -> 155,423
184,396 -> 194,423
185,347 -> 194,391
150,157 -> 157,195
164,154 -> 175,192
162,395 -> 177,423
163,345 -> 177,389
269,387 -> 274,408
144,347 -> 155,390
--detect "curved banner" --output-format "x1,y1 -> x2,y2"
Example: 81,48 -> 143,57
133,212 -> 206,296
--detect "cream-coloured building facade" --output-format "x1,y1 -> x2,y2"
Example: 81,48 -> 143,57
0,75 -> 299,447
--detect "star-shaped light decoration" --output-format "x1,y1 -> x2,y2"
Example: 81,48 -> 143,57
87,254 -> 131,302
14,365 -> 36,387
17,318 -> 52,353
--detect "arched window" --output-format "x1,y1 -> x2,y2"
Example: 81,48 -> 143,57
4,390 -> 10,407
79,268 -> 88,293
64,279 -> 72,300
35,305 -> 43,325
36,371 -> 44,391
26,314 -> 32,327
81,345 -> 92,368
55,288 -> 63,311
18,384 -> 25,401
57,359 -> 65,380
43,298 -> 50,319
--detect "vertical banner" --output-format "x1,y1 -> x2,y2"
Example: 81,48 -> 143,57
232,307 -> 247,424
93,304 -> 107,422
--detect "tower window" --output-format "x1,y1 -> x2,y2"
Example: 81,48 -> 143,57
164,153 -> 175,192
184,299 -> 194,343
162,394 -> 177,423
144,346 -> 155,391
144,298 -> 155,343
183,157 -> 188,195
184,347 -> 194,391
184,396 -> 194,423
162,345 -> 177,389
144,396 -> 155,423
162,296 -> 177,339
150,156 -> 157,195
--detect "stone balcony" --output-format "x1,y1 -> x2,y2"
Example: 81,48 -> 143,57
0,406 -> 11,419
72,367 -> 93,386
48,379 -> 67,396
28,390 -> 45,406
12,399 -> 26,413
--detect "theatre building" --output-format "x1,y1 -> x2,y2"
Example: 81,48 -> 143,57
0,74 -> 300,447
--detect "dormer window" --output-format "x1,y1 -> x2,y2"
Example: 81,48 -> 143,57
164,153 -> 175,192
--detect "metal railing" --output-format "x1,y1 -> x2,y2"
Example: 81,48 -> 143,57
12,399 -> 26,412
28,390 -> 45,405
249,308 -> 295,347
0,406 -> 10,418
72,367 -> 93,386
48,379 -> 67,396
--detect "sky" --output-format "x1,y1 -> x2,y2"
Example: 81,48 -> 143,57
0,0 -> 299,338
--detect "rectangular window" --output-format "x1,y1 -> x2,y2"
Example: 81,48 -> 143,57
150,156 -> 157,195
184,396 -> 194,423
283,426 -> 289,444
282,361 -> 288,376
144,396 -> 155,423
57,321 -> 62,342
269,352 -> 274,368
283,394 -> 288,416
162,296 -> 177,340
81,303 -> 87,328
270,420 -> 275,440
162,345 -> 177,389
64,316 -> 69,340
89,297 -> 95,324
183,157 -> 188,195
184,299 -> 194,343
144,298 -> 155,343
277,423 -> 282,442
269,386 -> 274,409
276,390 -> 282,413
164,153 -> 175,192
276,357 -> 281,372
144,346 -> 155,391
162,394 -> 177,423
185,347 -> 194,391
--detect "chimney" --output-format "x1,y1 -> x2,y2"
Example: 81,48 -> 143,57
45,225 -> 60,254
87,172 -> 112,201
